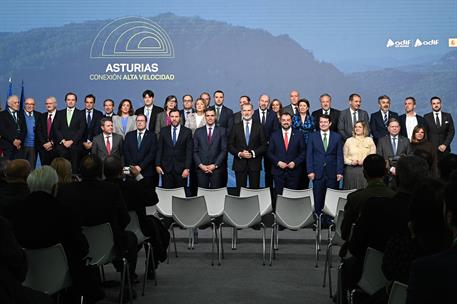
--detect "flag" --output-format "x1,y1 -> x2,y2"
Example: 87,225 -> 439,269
4,76 -> 12,110
19,80 -> 24,111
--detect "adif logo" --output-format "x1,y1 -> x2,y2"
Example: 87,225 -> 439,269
386,39 -> 411,48
414,39 -> 439,47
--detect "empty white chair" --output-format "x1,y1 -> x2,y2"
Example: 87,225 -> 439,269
282,188 -> 315,209
148,187 -> 186,217
239,187 -> 273,216
197,187 -> 228,217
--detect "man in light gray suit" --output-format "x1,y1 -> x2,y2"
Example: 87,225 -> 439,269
376,118 -> 411,175
337,93 -> 370,141
91,117 -> 123,161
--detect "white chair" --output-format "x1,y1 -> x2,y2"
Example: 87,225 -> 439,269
221,195 -> 267,265
350,247 -> 388,303
239,187 -> 273,216
282,188 -> 315,209
323,209 -> 345,297
271,195 -> 317,266
147,187 -> 186,217
82,223 -> 133,304
126,211 -> 157,294
388,281 -> 408,304
197,187 -> 228,218
171,196 -> 217,265
23,243 -> 73,303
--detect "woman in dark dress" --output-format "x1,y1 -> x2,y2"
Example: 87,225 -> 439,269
410,125 -> 439,177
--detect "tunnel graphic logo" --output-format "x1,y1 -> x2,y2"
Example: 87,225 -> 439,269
90,17 -> 175,58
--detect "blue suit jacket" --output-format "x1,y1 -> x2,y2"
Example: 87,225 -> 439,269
267,129 -> 306,176
123,129 -> 157,177
252,108 -> 279,142
193,126 -> 227,167
370,110 -> 399,143
306,130 -> 344,179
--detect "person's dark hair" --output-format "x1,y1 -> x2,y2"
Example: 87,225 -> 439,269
318,113 -> 332,123
377,95 -> 390,103
117,99 -> 134,116
445,180 -> 457,227
213,90 -> 224,97
410,178 -> 450,253
349,93 -> 361,101
6,159 -> 31,183
438,153 -> 457,181
85,94 -> 96,103
65,92 -> 77,102
270,99 -> 283,111
205,108 -> 216,115
163,95 -> 177,109
103,98 -> 114,107
240,95 -> 251,103
103,156 -> 123,179
169,109 -> 181,116
143,90 -> 154,98
363,154 -> 387,178
411,125 -> 428,143
405,96 -> 416,105
430,96 -> 441,103
387,117 -> 399,126
297,98 -> 310,115
80,155 -> 102,180
136,113 -> 147,122
182,94 -> 193,102
395,156 -> 430,192
100,117 -> 112,127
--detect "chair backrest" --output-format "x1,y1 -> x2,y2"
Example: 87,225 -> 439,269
323,188 -> 355,217
357,247 -> 388,295
282,188 -> 315,209
197,187 -> 228,217
388,281 -> 408,304
223,195 -> 262,229
126,211 -> 148,244
275,195 -> 314,230
82,223 -> 115,266
154,187 -> 186,217
172,196 -> 212,229
239,187 -> 272,216
23,243 -> 71,295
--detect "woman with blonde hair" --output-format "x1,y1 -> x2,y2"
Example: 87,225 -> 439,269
50,157 -> 78,184
343,121 -> 376,189
185,98 -> 207,134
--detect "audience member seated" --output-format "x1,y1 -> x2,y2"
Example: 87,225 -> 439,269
438,153 -> 457,182
103,156 -> 169,277
0,157 -> 9,190
57,155 -> 138,293
8,166 -> 103,302
51,157 -> 79,184
406,179 -> 457,303
0,216 -> 53,304
341,154 -> 395,243
0,159 -> 31,216
410,125 -> 438,177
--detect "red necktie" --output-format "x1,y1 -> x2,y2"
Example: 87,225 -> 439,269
284,131 -> 289,151
47,114 -> 52,138
106,136 -> 111,155
207,127 -> 212,144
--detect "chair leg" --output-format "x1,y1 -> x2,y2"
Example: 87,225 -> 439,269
323,244 -> 330,287
171,225 -> 178,257
337,262 -> 344,304
261,224 -> 266,266
218,225 -> 223,265
232,227 -> 238,250
315,223 -> 319,268
125,260 -> 133,304
269,224 -> 275,266
100,265 -> 106,282
328,248 -> 333,298
211,223 -> 215,266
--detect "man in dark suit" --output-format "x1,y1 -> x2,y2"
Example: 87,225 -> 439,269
407,179 -> 457,304
91,117 -> 123,161
124,114 -> 157,186
156,109 -> 193,188
337,93 -> 370,141
369,95 -> 399,144
233,95 -> 251,125
307,114 -> 344,215
376,118 -> 411,175
21,97 -> 41,168
398,96 -> 428,141
53,92 -> 86,173
135,89 -> 164,132
283,90 -> 300,116
253,94 -> 279,189
193,108 -> 227,188
36,96 -> 58,166
180,94 -> 195,125
0,95 -> 27,160
57,155 -> 138,283
81,94 -> 103,157
267,112 -> 306,195
228,103 -> 267,189
424,96 -> 455,159
209,90 -> 233,133
103,98 -> 116,117
311,93 -> 340,132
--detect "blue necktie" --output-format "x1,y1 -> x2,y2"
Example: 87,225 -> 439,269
392,136 -> 397,155
87,111 -> 92,127
172,127 -> 177,146
245,122 -> 250,144
137,132 -> 142,149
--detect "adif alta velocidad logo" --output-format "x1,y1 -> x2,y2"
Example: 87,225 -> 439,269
89,16 -> 175,81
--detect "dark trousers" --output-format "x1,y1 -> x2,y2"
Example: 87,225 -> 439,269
1,147 -> 24,160
188,163 -> 198,196
162,171 -> 187,189
312,174 -> 339,215
23,146 -> 37,168
196,168 -> 224,189
235,170 -> 260,189
264,157 -> 273,188
273,170 -> 301,196
114,230 -> 138,277
38,148 -> 57,166
56,145 -> 81,174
